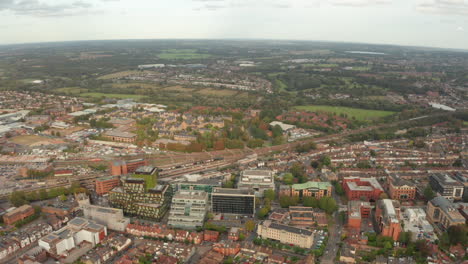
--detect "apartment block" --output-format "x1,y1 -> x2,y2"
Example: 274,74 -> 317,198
168,191 -> 208,229
426,196 -> 465,231
257,220 -> 314,248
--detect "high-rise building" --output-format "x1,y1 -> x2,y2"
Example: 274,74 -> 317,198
109,176 -> 172,221
168,191 -> 208,229
211,188 -> 255,216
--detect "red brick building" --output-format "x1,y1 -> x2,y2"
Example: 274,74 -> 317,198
228,227 -> 240,241
343,177 -> 384,201
375,199 -> 402,241
3,205 -> 35,225
388,175 -> 416,201
96,176 -> 120,195
110,159 -> 148,176
347,200 -> 371,229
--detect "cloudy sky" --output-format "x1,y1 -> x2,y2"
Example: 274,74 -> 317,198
0,0 -> 467,49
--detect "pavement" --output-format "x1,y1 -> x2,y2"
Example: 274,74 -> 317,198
319,190 -> 344,264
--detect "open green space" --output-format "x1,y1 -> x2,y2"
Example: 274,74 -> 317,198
158,49 -> 212,60
294,105 -> 396,121
133,174 -> 157,190
54,87 -> 89,94
80,92 -> 147,100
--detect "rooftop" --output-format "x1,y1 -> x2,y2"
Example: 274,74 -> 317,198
263,220 -> 313,236
292,181 -> 332,191
212,188 -> 255,196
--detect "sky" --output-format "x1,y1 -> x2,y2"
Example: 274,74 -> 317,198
0,0 -> 467,49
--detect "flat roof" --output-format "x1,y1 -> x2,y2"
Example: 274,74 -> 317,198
266,221 -> 313,236
212,187 -> 255,196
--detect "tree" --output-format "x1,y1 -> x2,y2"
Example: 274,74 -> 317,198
303,196 -> 319,208
279,195 -> 299,208
283,173 -> 294,185
245,220 -> 256,232
318,197 -> 338,214
320,155 -> 331,166
39,189 -> 48,200
423,186 -> 436,200
257,207 -> 270,219
264,189 -> 275,201
9,191 -> 28,207
447,225 -> 468,246
59,194 -> 67,202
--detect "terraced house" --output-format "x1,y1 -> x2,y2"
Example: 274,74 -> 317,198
108,176 -> 172,221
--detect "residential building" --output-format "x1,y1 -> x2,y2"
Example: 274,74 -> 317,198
38,217 -> 107,257
429,173 -> 464,200
426,196 -> 465,231
109,177 -> 172,221
375,199 -> 402,241
347,200 -> 371,229
388,174 -> 416,201
257,220 -> 314,248
211,188 -> 255,216
228,227 -> 240,241
342,177 -> 384,201
238,169 -> 275,196
82,204 -> 130,232
289,206 -> 327,227
103,130 -> 136,143
95,176 -> 120,195
110,159 -> 148,176
18,246 -> 48,264
3,205 -> 35,225
168,191 -> 208,229
280,181 -> 332,199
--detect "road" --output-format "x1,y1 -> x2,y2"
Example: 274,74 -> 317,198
319,184 -> 344,264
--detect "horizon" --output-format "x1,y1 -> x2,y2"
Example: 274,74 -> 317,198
1,0 -> 468,50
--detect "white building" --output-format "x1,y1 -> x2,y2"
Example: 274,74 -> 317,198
168,191 -> 208,229
39,217 -> 106,256
82,205 -> 130,232
238,169 -> 275,197
401,208 -> 437,242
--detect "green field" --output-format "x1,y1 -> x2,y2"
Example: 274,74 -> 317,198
133,174 -> 157,190
158,49 -> 211,60
80,92 -> 147,100
54,87 -> 89,94
294,105 -> 396,121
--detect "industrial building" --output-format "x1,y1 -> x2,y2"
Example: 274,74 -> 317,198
168,191 -> 208,229
211,188 -> 255,216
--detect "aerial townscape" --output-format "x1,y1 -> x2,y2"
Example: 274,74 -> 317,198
0,39 -> 467,264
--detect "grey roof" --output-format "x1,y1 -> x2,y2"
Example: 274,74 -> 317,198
212,188 -> 255,196
268,222 -> 313,236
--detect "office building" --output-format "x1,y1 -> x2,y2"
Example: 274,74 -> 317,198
238,169 -> 275,196
429,173 -> 464,200
289,206 -> 328,227
82,204 -> 130,232
103,130 -> 136,143
347,200 -> 371,229
426,196 -> 465,231
280,181 -> 332,199
211,188 -> 255,216
110,159 -> 148,176
168,191 -> 208,229
3,205 -> 35,225
388,174 -> 416,201
257,220 -> 314,248
343,177 -> 384,201
38,217 -> 106,257
109,177 -> 171,221
375,199 -> 402,241
95,176 -> 120,195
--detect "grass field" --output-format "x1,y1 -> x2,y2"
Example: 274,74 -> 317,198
294,105 -> 396,121
349,66 -> 371,71
133,174 -> 157,190
10,135 -> 55,146
111,83 -> 159,89
163,85 -> 194,92
158,49 -> 211,60
97,71 -> 140,80
197,88 -> 238,96
54,87 -> 89,94
80,92 -> 147,100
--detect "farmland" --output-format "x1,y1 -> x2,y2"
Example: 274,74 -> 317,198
294,105 -> 396,121
80,92 -> 148,100
97,71 -> 141,80
157,49 -> 212,60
